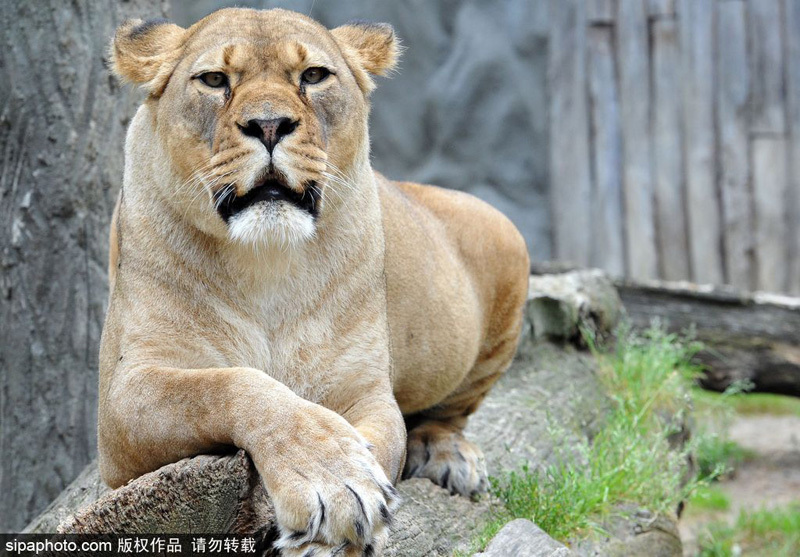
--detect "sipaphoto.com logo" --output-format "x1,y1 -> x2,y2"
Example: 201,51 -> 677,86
5,537 -> 111,554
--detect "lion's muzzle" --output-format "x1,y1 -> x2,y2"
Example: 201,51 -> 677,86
214,178 -> 320,222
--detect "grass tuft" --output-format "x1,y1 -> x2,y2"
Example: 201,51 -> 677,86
694,433 -> 753,482
470,324 -> 707,548
688,485 -> 730,512
695,390 -> 800,417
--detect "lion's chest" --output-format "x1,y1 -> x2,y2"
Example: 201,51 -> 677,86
211,292 -> 368,404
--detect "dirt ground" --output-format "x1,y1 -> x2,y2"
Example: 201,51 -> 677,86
679,415 -> 800,555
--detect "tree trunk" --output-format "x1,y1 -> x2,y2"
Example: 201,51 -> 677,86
0,0 -> 166,531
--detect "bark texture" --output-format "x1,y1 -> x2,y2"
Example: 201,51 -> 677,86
0,0 -> 167,531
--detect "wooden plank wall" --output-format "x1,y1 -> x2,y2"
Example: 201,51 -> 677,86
546,0 -> 800,295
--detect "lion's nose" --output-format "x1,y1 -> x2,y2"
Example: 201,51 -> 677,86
239,117 -> 298,154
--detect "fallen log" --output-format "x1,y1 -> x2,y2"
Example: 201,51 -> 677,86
616,279 -> 800,396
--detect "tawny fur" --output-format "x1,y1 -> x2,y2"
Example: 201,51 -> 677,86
100,8 -> 529,556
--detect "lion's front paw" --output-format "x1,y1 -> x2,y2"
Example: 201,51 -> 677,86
402,421 -> 488,497
260,405 -> 399,555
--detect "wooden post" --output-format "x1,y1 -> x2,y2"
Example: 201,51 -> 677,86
652,17 -> 690,280
648,0 -> 676,18
716,0 -> 754,290
752,137 -> 789,292
548,0 -> 592,267
587,0 -> 616,24
678,0 -> 724,285
748,0 -> 789,293
748,0 -> 786,135
783,0 -> 800,295
588,25 -> 625,276
617,0 -> 658,280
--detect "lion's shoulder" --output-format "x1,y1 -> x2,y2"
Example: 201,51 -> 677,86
380,175 -> 527,259
379,174 -> 529,321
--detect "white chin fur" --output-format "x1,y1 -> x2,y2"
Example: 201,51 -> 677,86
227,202 -> 316,248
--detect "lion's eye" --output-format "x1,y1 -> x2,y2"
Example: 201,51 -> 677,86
301,67 -> 331,85
198,72 -> 228,88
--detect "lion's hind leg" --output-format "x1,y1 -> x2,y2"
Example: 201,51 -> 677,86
400,199 -> 530,498
402,330 -> 520,497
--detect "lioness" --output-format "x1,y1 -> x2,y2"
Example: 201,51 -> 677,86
100,8 -> 529,556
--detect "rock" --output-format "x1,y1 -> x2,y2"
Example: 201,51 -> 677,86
474,519 -> 571,556
23,462 -> 110,534
0,0 -> 169,533
527,270 -> 625,343
572,508 -> 682,557
386,479 -> 497,556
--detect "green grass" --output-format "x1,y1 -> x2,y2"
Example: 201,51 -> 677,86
689,380 -> 759,487
463,325 -> 709,550
697,504 -> 800,556
454,520 -> 505,557
729,392 -> 800,416
687,485 -> 730,512
459,325 -> 794,554
694,433 -> 754,482
693,380 -> 800,420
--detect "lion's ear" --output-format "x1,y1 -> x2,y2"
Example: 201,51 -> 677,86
109,18 -> 186,96
331,21 -> 401,94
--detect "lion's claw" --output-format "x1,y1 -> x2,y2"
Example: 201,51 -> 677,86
259,404 -> 399,556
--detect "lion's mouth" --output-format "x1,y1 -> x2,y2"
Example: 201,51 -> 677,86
214,177 -> 320,222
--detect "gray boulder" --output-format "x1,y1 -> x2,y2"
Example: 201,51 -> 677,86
527,270 -> 625,342
474,519 -> 571,557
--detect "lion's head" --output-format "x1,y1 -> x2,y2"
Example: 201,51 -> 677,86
111,8 -> 399,247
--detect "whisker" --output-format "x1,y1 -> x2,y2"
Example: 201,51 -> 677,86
180,170 -> 236,221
